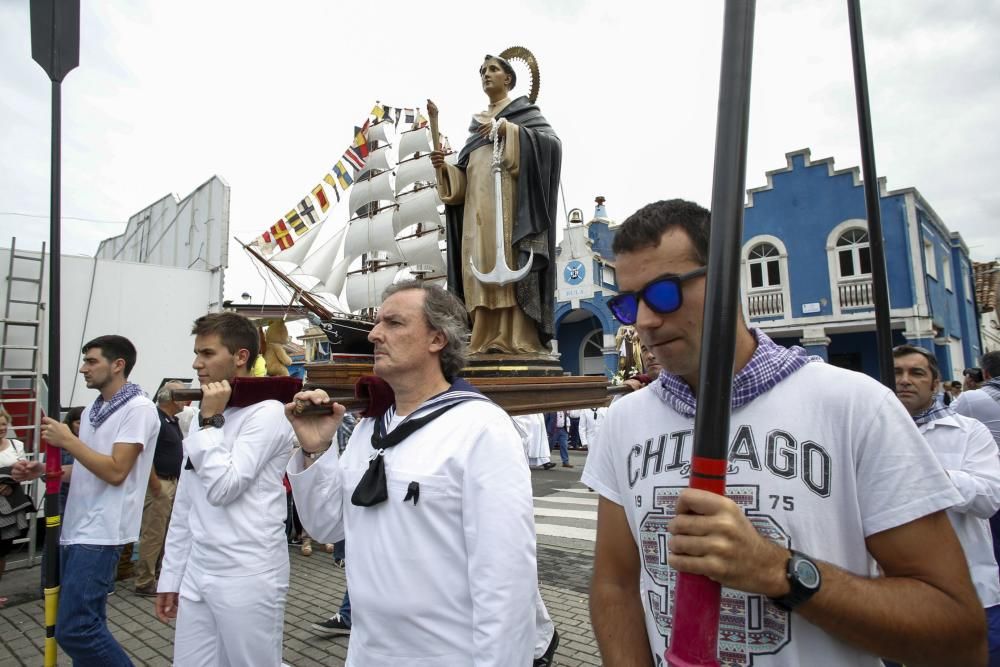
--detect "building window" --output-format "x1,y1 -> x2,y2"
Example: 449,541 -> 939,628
964,261 -> 974,302
603,265 -> 616,287
836,229 -> 872,278
924,238 -> 937,279
748,243 -> 781,289
942,253 -> 952,291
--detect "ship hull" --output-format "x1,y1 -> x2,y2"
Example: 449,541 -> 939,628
318,316 -> 375,355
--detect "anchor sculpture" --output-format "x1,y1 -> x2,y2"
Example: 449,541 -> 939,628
469,119 -> 533,287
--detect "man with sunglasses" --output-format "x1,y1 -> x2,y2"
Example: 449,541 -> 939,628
583,199 -> 985,666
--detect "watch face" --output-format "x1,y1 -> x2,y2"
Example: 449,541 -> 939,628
793,557 -> 820,589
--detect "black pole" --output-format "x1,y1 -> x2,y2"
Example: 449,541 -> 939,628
847,0 -> 895,389
42,77 -> 63,667
666,1 -> 756,665
30,2 -> 79,664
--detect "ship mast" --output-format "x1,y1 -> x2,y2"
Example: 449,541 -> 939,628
239,238 -> 335,320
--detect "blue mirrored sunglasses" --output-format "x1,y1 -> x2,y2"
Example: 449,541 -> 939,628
607,267 -> 707,325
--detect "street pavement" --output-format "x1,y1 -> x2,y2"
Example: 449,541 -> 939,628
0,449 -> 600,666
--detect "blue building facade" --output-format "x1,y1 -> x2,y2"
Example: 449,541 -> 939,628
552,150 -> 982,381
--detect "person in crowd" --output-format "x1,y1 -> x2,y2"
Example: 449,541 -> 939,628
287,281 -> 541,665
892,344 -> 1000,664
583,199 -> 985,666
155,313 -> 296,666
134,382 -> 188,596
14,335 -> 160,665
0,406 -> 34,608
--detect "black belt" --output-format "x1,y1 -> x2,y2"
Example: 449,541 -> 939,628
157,475 -> 179,482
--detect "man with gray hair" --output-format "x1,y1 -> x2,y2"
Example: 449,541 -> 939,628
134,381 -> 190,596
286,280 -> 542,665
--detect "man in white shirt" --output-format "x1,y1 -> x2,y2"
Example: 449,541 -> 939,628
954,351 -> 1000,445
287,281 -> 539,666
893,344 -> 1000,663
155,312 -> 295,666
583,199 -> 986,666
19,335 -> 160,665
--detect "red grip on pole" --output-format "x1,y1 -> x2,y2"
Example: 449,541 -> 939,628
665,456 -> 726,666
666,573 -> 722,667
44,441 -> 61,495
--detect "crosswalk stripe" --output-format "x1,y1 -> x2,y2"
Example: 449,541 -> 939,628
535,523 -> 596,542
533,496 -> 599,507
533,507 -> 597,520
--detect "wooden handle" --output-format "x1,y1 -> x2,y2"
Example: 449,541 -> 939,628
175,383 -> 632,416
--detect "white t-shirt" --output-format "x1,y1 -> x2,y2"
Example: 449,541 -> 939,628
0,438 -> 25,468
953,388 -> 1000,445
918,412 -> 1000,607
582,362 -> 962,667
288,399 -> 537,667
158,400 -> 295,592
61,395 -> 160,545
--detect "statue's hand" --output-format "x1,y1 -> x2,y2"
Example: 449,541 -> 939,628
429,150 -> 446,169
426,99 -> 438,119
478,119 -> 506,140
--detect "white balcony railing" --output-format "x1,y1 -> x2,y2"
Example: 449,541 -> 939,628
747,289 -> 784,318
838,279 -> 874,309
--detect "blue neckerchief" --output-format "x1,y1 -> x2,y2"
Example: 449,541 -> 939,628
650,328 -> 821,418
912,393 -> 955,426
89,382 -> 145,429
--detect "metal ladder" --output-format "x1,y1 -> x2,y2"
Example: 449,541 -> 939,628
2,238 -> 48,570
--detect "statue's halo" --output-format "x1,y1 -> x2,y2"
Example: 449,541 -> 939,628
499,46 -> 540,104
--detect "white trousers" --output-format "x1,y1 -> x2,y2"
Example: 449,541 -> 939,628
534,588 -> 555,659
173,560 -> 289,667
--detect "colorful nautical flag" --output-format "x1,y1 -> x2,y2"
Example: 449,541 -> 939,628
298,197 -> 321,226
312,183 -> 330,212
404,108 -> 415,124
252,230 -> 276,255
270,220 -> 293,250
371,104 -> 385,121
352,130 -> 369,159
332,161 -> 354,189
416,112 -> 428,128
286,208 -> 308,236
323,173 -> 342,202
343,148 -> 364,171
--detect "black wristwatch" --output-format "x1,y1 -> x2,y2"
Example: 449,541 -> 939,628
199,414 -> 225,429
770,550 -> 822,611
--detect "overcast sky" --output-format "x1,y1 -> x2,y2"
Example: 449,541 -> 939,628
2,0 -> 997,303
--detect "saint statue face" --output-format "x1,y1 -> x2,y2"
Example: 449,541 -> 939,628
480,58 -> 511,98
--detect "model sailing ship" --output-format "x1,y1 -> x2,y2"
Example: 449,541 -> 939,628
242,116 -> 449,357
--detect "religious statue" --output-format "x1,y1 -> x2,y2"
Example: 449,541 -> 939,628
428,47 -> 562,356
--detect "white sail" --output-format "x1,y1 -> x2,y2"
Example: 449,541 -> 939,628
397,229 -> 446,273
319,255 -> 353,298
398,127 -> 432,158
287,271 -> 321,292
393,187 -> 443,235
344,208 -> 401,262
356,144 -> 396,180
294,225 -> 347,280
271,221 -> 323,266
350,170 -> 395,213
346,265 -> 400,312
395,154 -> 436,194
367,119 -> 393,145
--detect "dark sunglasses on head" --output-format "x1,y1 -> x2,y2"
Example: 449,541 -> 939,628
607,267 -> 707,325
